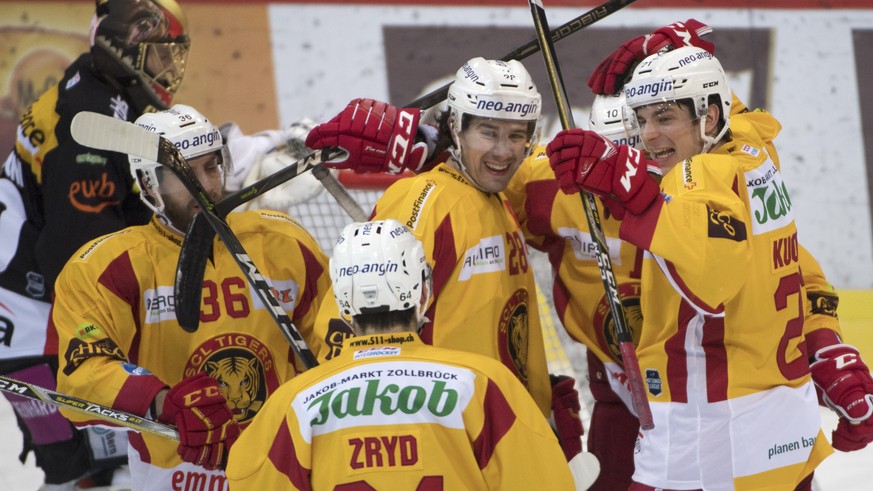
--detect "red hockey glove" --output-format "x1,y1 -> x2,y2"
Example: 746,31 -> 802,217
546,129 -> 660,218
810,344 -> 873,451
550,374 -> 584,461
305,98 -> 428,175
588,19 -> 715,95
159,372 -> 240,469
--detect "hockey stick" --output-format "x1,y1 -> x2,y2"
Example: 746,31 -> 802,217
173,0 -> 634,331
527,0 -> 653,430
0,374 -> 179,441
411,0 -> 639,110
175,150 -> 364,331
70,112 -> 319,369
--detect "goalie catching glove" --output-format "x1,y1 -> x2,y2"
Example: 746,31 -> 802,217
808,330 -> 873,451
305,98 -> 429,175
546,129 -> 661,219
588,19 -> 715,95
158,372 -> 240,469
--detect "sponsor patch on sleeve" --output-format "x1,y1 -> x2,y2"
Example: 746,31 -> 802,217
808,291 -> 839,318
740,144 -> 760,157
678,158 -> 703,194
707,206 -> 747,242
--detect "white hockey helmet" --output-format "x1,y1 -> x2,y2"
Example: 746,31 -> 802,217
623,46 -> 731,153
129,104 -> 230,223
446,57 -> 543,160
330,220 -> 432,326
588,92 -> 640,149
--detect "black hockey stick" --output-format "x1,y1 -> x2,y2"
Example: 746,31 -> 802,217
411,0 -> 640,110
174,0 -> 635,331
69,112 -> 319,369
0,374 -> 179,441
528,0 -> 653,430
175,148 -> 364,331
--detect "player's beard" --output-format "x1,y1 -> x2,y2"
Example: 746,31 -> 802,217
162,187 -> 224,233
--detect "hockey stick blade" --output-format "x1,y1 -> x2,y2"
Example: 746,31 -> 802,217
528,0 -> 654,430
175,148 -> 354,333
175,214 -> 214,331
568,451 -> 601,490
0,374 -> 179,441
409,0 -> 638,109
70,112 -> 319,369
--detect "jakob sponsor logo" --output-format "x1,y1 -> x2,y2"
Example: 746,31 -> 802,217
294,362 -> 474,440
307,378 -> 458,426
746,162 -> 794,235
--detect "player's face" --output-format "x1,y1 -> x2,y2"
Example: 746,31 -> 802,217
634,101 -> 703,174
158,151 -> 224,231
457,117 -> 531,193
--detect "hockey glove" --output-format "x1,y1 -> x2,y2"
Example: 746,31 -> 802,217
588,19 -> 715,95
550,374 -> 584,461
305,98 -> 428,175
809,342 -> 873,451
546,129 -> 661,219
159,372 -> 240,469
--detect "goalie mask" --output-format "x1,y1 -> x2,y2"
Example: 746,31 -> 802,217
622,46 -> 731,154
129,104 -> 231,233
446,57 -> 543,171
90,0 -> 190,113
588,92 -> 640,149
331,220 -> 432,328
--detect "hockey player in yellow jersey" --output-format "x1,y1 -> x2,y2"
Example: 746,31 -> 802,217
304,58 -> 557,425
52,105 -> 330,490
226,219 -> 576,490
543,46 -> 868,490
504,91 -> 651,490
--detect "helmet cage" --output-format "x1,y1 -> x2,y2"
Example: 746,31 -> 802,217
90,0 -> 190,111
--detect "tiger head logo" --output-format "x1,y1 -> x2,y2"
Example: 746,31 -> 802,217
205,356 -> 264,423
499,289 -> 531,385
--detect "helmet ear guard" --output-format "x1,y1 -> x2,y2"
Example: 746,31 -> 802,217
623,46 -> 731,153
